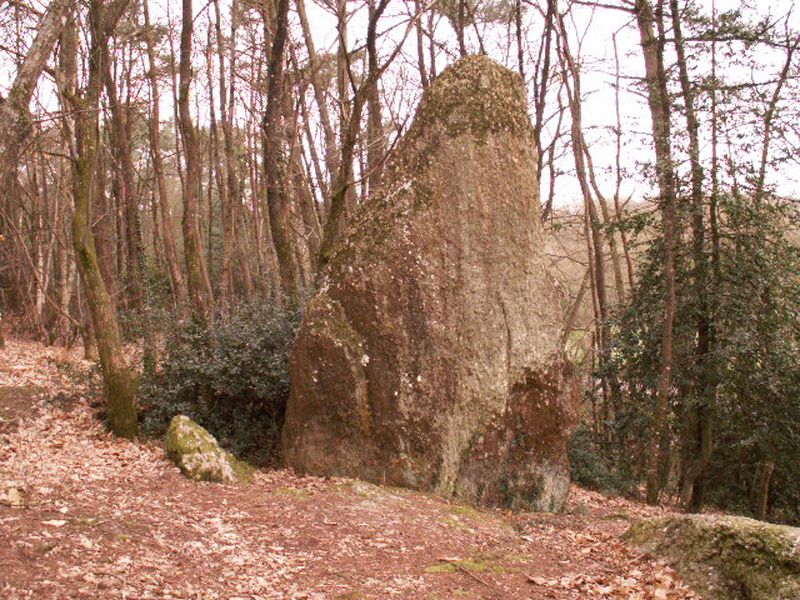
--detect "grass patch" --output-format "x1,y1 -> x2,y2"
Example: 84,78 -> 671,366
441,516 -> 472,531
272,487 -> 311,499
425,556 -> 510,574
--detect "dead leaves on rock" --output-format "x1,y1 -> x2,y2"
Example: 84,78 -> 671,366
527,564 -> 699,599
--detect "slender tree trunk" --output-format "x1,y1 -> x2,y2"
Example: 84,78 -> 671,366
263,0 -> 297,297
753,34 -> 799,204
456,0 -> 466,57
205,30 -> 229,311
515,0 -> 524,78
612,33 -> 635,291
213,0 -> 239,309
635,0 -> 678,505
0,0 -> 74,189
670,0 -> 713,513
533,0 -> 555,194
296,0 -> 338,204
92,139 -> 118,306
754,461 -> 775,520
415,0 -> 429,88
318,0 -> 392,268
428,9 -> 436,81
335,0 -> 357,218
63,0 -> 138,438
102,42 -> 142,309
178,0 -> 214,320
142,0 -> 187,313
365,0 -> 386,195
557,15 -> 623,435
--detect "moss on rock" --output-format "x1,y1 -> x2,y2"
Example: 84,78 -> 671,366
165,415 -> 253,484
624,514 -> 800,600
283,56 -> 574,512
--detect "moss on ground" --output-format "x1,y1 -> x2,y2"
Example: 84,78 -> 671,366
447,505 -> 483,519
425,555 -> 512,574
625,514 -> 800,600
438,502 -> 514,532
440,516 -> 472,531
272,487 -> 311,499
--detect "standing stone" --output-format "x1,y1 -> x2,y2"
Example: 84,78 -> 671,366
283,56 -> 575,511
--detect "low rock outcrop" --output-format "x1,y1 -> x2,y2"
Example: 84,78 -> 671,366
625,515 -> 800,599
165,415 -> 252,484
282,56 -> 575,511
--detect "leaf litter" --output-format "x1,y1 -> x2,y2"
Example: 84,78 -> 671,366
1,339 -> 701,599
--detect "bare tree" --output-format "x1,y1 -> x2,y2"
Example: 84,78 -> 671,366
61,0 -> 139,438
178,0 -> 214,319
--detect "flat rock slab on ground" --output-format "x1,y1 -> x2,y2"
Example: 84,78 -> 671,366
626,514 -> 800,600
0,340 -> 700,599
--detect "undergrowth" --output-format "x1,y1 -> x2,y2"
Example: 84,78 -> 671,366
139,302 -> 302,466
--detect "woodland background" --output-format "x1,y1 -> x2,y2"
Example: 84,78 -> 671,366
1,0 -> 799,524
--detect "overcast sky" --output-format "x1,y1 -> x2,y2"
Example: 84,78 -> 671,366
2,0 -> 798,206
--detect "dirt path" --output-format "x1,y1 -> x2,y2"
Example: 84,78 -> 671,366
0,340 -> 699,599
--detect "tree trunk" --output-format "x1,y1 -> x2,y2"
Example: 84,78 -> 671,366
670,0 -> 713,513
635,0 -> 679,506
63,0 -> 138,438
178,0 -> 214,320
263,0 -> 297,298
102,42 -> 142,309
318,0 -> 392,268
142,0 -> 187,313
415,0 -> 429,88
296,0 -> 338,205
213,0 -> 240,310
456,0 -> 466,57
0,0 -> 74,190
365,0 -> 386,195
754,461 -> 775,521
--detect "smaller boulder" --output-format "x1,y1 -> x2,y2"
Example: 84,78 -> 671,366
625,514 -> 800,600
165,415 -> 253,484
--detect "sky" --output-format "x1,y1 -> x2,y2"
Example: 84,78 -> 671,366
2,0 -> 799,206
297,0 -> 800,205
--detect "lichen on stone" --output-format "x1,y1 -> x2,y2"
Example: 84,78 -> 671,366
282,56 -> 574,512
624,514 -> 800,600
407,55 -> 533,144
323,56 -> 535,283
165,415 -> 253,484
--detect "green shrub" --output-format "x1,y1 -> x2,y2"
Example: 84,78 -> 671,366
568,425 -> 637,495
140,302 -> 302,465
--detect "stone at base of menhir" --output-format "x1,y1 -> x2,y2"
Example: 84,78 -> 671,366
165,415 -> 252,484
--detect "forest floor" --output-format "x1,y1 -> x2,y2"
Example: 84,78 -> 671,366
0,339 -> 701,600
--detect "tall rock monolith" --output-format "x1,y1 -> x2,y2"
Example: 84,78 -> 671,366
282,56 -> 576,511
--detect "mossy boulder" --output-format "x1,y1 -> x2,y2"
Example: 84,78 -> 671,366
165,415 -> 253,484
624,515 -> 800,600
282,56 -> 576,511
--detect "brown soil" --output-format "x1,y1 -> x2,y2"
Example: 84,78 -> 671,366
0,340 -> 700,599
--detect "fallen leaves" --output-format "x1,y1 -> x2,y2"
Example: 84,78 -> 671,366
41,519 -> 68,527
1,339 -> 703,599
527,567 -> 699,599
0,485 -> 24,507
